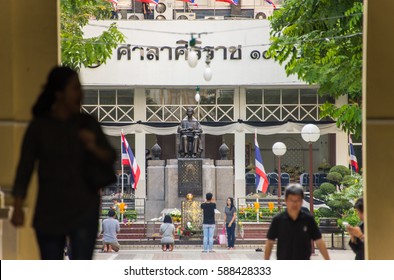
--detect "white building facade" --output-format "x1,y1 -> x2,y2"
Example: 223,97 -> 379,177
80,19 -> 348,202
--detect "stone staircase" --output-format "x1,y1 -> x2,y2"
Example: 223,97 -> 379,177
97,221 -> 270,247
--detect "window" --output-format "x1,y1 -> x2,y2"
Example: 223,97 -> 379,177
146,88 -> 235,122
81,88 -> 134,123
246,87 -> 333,122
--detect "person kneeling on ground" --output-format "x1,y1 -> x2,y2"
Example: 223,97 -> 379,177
102,209 -> 120,252
160,215 -> 175,251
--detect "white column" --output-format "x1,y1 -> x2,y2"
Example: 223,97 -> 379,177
335,95 -> 349,166
134,87 -> 146,199
234,130 -> 245,206
234,87 -> 246,206
239,87 -> 246,120
233,86 -> 241,120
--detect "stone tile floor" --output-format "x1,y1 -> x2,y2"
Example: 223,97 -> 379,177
92,247 -> 355,260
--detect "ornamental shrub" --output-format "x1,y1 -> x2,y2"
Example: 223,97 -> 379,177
329,165 -> 351,177
326,172 -> 342,184
319,182 -> 336,195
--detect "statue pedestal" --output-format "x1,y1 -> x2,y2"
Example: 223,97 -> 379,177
146,158 -> 233,220
146,160 -> 166,221
166,159 -> 215,210
215,160 -> 234,213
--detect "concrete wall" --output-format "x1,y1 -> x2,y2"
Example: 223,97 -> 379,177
363,0 -> 394,259
0,0 -> 59,259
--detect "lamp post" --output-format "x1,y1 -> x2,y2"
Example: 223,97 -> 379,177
301,124 -> 320,254
272,142 -> 286,211
301,124 -> 320,215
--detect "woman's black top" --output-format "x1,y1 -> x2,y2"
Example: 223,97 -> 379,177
12,113 -> 116,234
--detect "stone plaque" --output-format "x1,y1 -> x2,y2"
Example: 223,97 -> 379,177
178,159 -> 202,196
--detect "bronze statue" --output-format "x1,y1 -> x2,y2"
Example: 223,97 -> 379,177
178,107 -> 203,158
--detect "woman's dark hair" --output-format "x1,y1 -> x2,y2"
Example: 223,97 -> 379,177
285,183 -> 304,199
354,197 -> 363,213
32,66 -> 78,117
163,214 -> 172,224
206,192 -> 213,201
227,197 -> 235,210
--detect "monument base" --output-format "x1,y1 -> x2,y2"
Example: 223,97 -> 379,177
146,159 -> 233,220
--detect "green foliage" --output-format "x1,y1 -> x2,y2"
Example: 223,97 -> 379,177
315,207 -> 338,218
330,165 -> 351,177
327,199 -> 353,215
333,173 -> 363,227
342,175 -> 354,186
313,189 -> 324,200
338,209 -> 361,228
60,0 -> 125,70
268,0 -> 363,138
314,207 -> 339,224
326,172 -> 343,184
318,173 -> 363,221
319,182 -> 336,195
330,173 -> 363,202
238,207 -> 279,222
314,182 -> 335,201
100,209 -> 137,221
123,210 -> 137,221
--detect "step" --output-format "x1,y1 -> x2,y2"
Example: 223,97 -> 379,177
96,238 -> 269,246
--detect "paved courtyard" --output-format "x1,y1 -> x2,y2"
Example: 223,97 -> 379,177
92,247 -> 355,260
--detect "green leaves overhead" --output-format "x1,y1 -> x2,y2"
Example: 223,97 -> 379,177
268,0 -> 363,138
60,0 -> 125,70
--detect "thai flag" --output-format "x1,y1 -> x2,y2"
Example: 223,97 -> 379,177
264,0 -> 276,9
215,0 -> 238,5
189,0 -> 198,6
178,0 -> 198,6
349,135 -> 359,173
121,132 -> 141,190
136,0 -> 159,4
255,133 -> 269,193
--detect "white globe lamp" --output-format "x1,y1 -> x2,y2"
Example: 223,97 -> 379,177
272,142 -> 287,157
195,86 -> 200,102
187,49 -> 198,68
301,124 -> 320,143
203,66 -> 212,81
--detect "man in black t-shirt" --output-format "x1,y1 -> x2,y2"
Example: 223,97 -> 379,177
200,193 -> 216,253
264,184 -> 330,260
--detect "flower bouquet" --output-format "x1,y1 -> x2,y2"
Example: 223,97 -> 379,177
170,208 -> 182,223
176,222 -> 195,239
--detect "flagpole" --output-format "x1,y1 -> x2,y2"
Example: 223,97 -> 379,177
255,129 -> 258,194
121,130 -> 124,221
349,135 -> 352,176
133,0 -> 136,16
